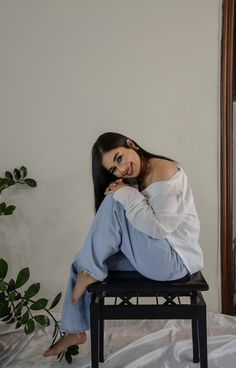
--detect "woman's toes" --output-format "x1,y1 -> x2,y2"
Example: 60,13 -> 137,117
72,272 -> 97,304
43,332 -> 87,357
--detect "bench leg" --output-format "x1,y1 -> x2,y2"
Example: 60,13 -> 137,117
192,318 -> 199,362
90,298 -> 99,368
198,308 -> 208,368
99,318 -> 104,362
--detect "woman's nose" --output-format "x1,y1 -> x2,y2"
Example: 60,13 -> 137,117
118,163 -> 127,175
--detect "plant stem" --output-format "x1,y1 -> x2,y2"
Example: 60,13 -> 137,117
3,280 -> 61,335
43,307 -> 63,337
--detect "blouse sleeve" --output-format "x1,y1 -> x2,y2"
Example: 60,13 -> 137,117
113,170 -> 192,239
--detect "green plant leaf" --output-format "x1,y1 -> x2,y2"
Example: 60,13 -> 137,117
0,281 -> 6,291
2,312 -> 12,322
24,283 -> 40,299
0,308 -> 11,318
21,310 -> 29,324
6,179 -> 15,187
30,298 -> 48,310
13,169 -> 21,181
65,351 -> 72,364
15,267 -> 30,288
0,203 -> 6,215
0,259 -> 8,280
0,178 -> 13,192
24,178 -> 37,187
49,292 -> 62,310
7,317 -> 16,324
67,345 -> 79,355
24,318 -> 35,335
20,166 -> 27,178
9,290 -> 17,302
7,279 -> 16,292
0,301 -> 10,318
5,171 -> 13,180
34,315 -> 50,326
3,205 -> 16,215
14,292 -> 21,301
15,302 -> 23,315
0,185 -> 6,193
0,186 -> 6,193
15,321 -> 22,329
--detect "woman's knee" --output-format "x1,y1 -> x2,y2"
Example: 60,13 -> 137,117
97,194 -> 123,214
98,194 -> 114,211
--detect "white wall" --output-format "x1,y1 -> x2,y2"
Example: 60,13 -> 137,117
0,0 -> 222,312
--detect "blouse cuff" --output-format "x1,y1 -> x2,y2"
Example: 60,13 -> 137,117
113,186 -> 144,209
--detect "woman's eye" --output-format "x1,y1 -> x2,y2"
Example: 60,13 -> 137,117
117,155 -> 122,162
111,167 -> 117,174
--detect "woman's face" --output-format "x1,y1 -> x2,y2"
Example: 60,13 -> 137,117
102,143 -> 141,179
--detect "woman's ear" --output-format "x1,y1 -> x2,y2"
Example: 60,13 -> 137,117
126,139 -> 139,150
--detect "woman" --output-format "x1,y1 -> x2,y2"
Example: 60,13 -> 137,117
44,132 -> 203,356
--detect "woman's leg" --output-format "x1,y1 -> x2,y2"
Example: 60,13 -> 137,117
44,253 -> 137,356
106,251 -> 137,271
43,333 -> 87,356
44,196 -> 129,357
73,194 -> 188,284
44,194 -> 188,356
43,264 -> 90,356
73,195 -> 123,279
70,195 -> 125,302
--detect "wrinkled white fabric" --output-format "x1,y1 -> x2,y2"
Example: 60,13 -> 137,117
1,312 -> 236,368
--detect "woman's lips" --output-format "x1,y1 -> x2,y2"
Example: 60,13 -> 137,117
127,164 -> 133,176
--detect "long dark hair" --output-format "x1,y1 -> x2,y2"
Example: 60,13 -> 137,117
92,132 -> 174,212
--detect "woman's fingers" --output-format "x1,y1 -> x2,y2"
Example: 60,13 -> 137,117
104,179 -> 126,194
105,182 -> 117,192
110,179 -> 122,187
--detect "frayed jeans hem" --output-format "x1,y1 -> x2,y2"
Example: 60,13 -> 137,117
78,266 -> 105,282
60,325 -> 90,334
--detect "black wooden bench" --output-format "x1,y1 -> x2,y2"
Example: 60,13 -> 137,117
88,271 -> 209,368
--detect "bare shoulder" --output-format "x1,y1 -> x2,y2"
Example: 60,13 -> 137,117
149,158 -> 179,182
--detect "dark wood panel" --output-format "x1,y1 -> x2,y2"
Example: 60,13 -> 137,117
233,3 -> 236,99
221,0 -> 234,315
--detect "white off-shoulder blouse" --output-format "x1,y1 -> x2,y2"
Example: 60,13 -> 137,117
113,167 -> 203,274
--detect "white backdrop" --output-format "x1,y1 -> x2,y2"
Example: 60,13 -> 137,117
0,0 -> 221,312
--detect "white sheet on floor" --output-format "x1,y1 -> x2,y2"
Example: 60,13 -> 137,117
0,312 -> 236,368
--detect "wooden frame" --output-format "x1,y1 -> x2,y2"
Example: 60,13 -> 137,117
233,2 -> 236,100
221,0 -> 234,315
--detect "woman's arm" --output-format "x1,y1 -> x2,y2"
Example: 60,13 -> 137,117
112,169 -> 192,239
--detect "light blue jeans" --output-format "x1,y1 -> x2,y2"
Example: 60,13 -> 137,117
60,194 -> 188,333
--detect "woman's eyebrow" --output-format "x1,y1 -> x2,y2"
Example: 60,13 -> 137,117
113,152 -> 119,162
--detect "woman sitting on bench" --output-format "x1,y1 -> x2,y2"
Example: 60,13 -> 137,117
44,131 -> 203,357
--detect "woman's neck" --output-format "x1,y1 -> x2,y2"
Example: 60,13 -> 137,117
138,159 -> 151,190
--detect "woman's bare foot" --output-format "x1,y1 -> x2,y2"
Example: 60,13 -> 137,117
43,332 -> 87,357
72,271 -> 98,304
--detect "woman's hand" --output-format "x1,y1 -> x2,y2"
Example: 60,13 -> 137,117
104,179 -> 127,194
